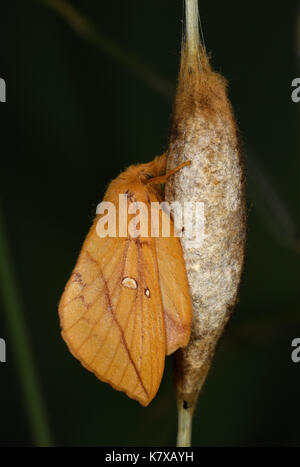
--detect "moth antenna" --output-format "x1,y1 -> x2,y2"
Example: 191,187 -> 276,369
145,161 -> 190,186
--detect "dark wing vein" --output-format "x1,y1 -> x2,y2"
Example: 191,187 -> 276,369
98,261 -> 148,398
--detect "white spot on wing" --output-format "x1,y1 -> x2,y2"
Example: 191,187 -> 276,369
122,276 -> 138,289
145,288 -> 150,298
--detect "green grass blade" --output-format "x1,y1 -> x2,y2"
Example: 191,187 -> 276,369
0,201 -> 53,447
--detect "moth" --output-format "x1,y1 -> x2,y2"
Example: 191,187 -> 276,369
58,153 -> 192,406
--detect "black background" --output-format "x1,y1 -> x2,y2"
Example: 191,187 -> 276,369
0,0 -> 299,446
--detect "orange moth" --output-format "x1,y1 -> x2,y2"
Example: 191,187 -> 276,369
58,154 -> 192,406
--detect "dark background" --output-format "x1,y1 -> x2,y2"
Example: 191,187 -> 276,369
0,0 -> 299,447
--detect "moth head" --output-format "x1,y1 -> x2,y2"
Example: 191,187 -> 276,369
116,155 -> 167,186
103,154 -> 167,204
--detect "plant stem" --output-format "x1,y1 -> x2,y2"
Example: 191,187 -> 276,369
185,0 -> 200,57
176,400 -> 193,447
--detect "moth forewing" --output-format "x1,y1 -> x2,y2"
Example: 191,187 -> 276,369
59,156 -> 193,405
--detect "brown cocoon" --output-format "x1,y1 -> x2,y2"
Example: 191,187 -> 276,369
165,13 -> 246,415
